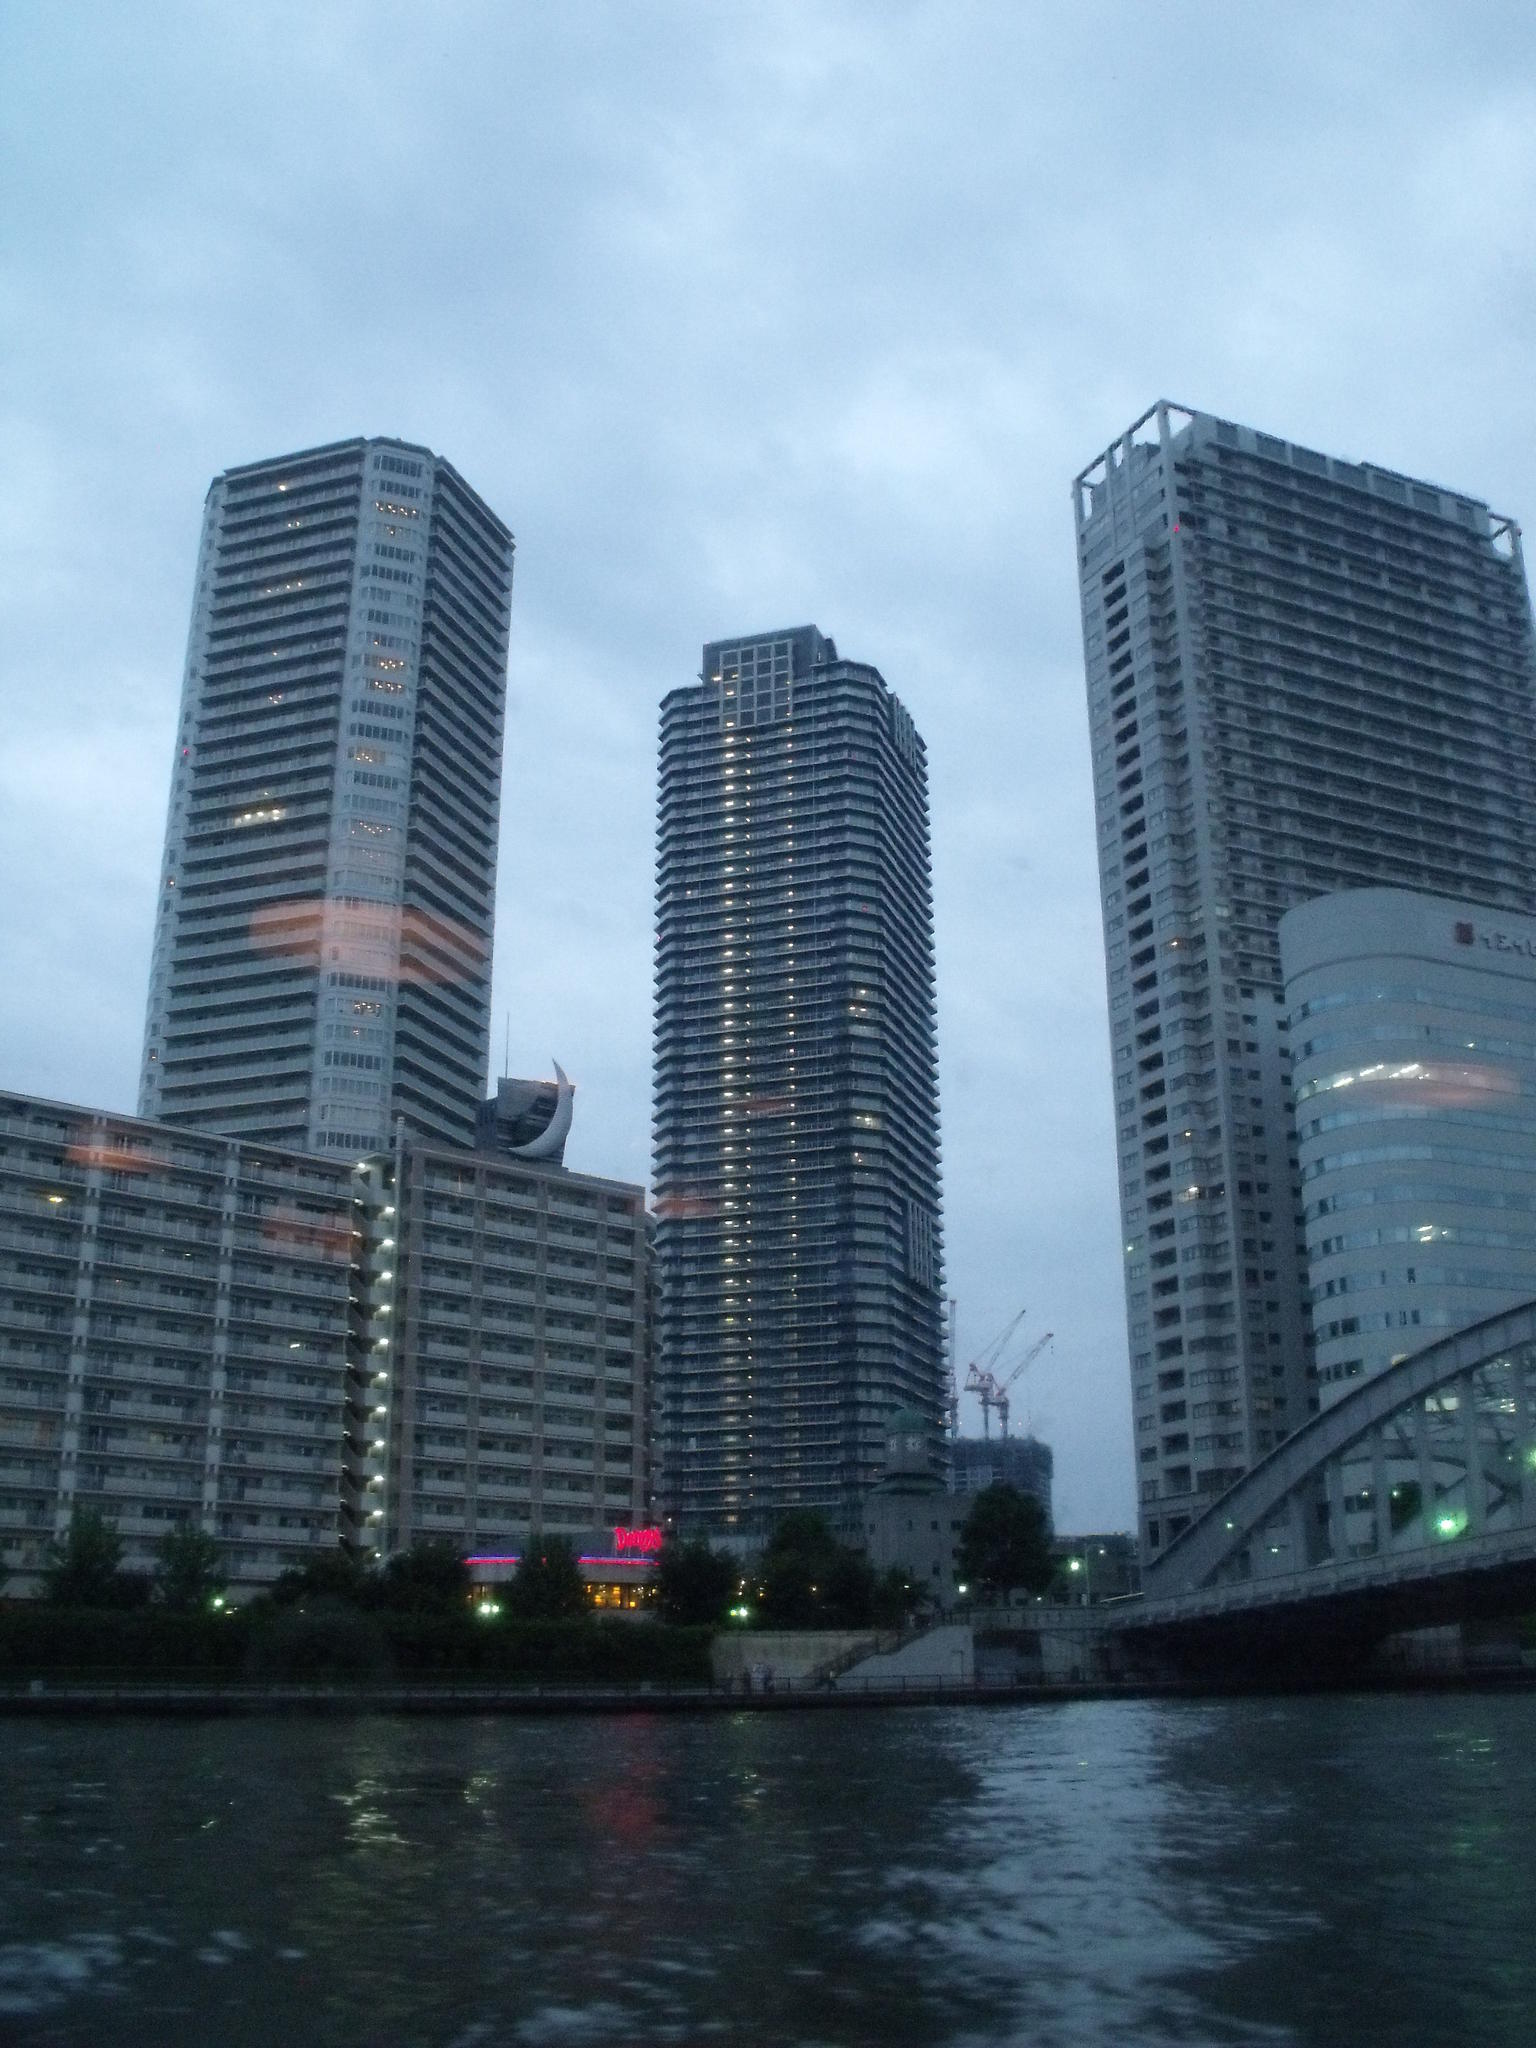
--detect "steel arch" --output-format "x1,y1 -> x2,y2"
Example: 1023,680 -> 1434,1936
1142,1300 -> 1536,1606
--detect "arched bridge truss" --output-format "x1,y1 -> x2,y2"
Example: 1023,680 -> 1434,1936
1137,1301 -> 1536,1625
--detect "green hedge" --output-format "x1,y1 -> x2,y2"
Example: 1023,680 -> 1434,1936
0,1605 -> 254,1678
380,1614 -> 713,1685
0,1602 -> 714,1688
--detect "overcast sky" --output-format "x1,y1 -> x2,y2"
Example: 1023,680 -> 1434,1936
4,2 -> 1535,1530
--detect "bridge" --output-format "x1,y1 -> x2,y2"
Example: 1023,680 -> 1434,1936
1110,1302 -> 1536,1675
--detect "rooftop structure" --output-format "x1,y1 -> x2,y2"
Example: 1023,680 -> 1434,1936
477,1065 -> 575,1165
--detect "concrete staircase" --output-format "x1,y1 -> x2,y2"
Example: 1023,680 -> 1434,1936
839,1622 -> 973,1685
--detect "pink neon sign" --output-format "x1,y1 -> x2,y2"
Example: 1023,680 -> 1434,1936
613,1525 -> 662,1554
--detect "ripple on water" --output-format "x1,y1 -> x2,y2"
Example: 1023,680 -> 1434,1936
2,1699 -> 1535,2046
0,1933 -> 122,2016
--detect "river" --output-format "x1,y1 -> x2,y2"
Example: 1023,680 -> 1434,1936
1,1693 -> 1532,2045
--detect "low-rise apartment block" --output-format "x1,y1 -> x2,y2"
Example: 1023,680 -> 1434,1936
0,1090 -> 651,1595
374,1140 -> 650,1553
0,1091 -> 366,1592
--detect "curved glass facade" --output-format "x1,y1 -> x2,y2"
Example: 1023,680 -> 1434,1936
1284,889 -> 1536,1405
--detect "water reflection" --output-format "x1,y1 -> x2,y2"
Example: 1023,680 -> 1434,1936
0,1699 -> 1533,2045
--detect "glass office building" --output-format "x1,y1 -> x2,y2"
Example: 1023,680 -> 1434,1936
1285,887 -> 1536,1404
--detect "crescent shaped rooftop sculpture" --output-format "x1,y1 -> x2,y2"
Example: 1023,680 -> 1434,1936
477,1061 -> 575,1165
513,1059 -> 574,1160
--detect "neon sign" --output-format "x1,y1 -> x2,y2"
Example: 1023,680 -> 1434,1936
613,1525 -> 663,1555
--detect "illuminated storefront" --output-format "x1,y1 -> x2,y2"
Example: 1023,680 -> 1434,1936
466,1525 -> 662,1613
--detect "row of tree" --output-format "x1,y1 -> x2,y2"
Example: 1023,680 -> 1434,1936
32,1508 -> 593,1622
29,1482 -> 1055,1628
39,1509 -> 230,1612
655,1486 -> 1055,1628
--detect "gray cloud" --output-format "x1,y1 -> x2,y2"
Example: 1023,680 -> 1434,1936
4,0 -> 1535,1528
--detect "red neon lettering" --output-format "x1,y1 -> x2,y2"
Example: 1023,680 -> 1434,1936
613,1526 -> 662,1554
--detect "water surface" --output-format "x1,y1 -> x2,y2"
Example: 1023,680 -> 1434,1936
1,1694 -> 1532,2046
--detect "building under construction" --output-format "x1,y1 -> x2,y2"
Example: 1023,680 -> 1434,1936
950,1433 -> 1053,1524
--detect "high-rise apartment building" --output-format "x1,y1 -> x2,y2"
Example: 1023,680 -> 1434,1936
1074,402 -> 1536,1555
652,626 -> 945,1535
140,437 -> 514,1156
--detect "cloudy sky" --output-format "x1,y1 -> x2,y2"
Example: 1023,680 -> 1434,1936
5,2 -> 1535,1530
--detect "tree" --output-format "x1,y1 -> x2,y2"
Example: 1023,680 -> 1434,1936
871,1566 -> 920,1628
821,1547 -> 876,1629
757,1511 -> 875,1629
154,1523 -> 227,1613
379,1539 -> 471,1615
246,1597 -> 392,1682
380,1539 -> 470,1613
956,1484 -> 1054,1601
757,1510 -> 836,1628
44,1506 -> 129,1607
656,1539 -> 736,1627
271,1542 -> 379,1608
504,1536 -> 588,1621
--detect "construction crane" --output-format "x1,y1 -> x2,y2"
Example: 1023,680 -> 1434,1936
961,1308 -> 1028,1439
989,1331 -> 1052,1438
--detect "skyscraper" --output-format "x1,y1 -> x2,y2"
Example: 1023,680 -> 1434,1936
1074,402 -> 1536,1555
652,626 -> 945,1535
140,437 -> 514,1154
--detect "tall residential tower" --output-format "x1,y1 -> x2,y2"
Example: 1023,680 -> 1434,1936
1075,403 -> 1536,1555
652,627 -> 945,1534
140,437 -> 514,1154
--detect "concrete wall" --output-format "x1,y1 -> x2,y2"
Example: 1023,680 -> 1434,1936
710,1629 -> 890,1687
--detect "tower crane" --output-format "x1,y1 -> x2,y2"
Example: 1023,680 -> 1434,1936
990,1331 -> 1052,1438
961,1308 -> 1028,1439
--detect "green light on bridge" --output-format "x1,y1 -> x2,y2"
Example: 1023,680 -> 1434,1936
1435,1509 -> 1468,1540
